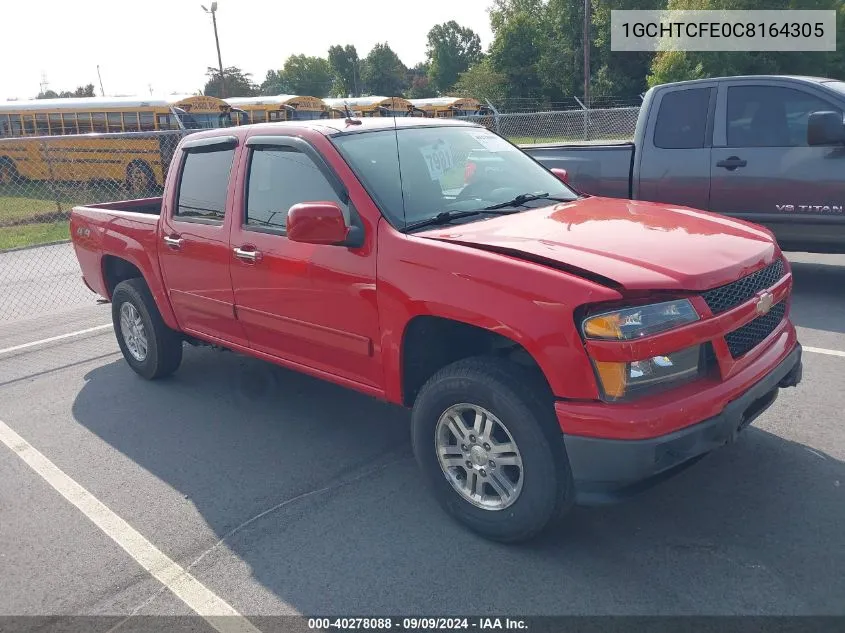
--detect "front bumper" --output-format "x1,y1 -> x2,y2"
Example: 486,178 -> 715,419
563,343 -> 803,504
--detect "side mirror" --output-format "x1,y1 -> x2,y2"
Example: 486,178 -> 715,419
287,201 -> 357,246
551,167 -> 569,184
807,111 -> 845,146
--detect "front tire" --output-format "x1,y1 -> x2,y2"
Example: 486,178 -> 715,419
112,278 -> 183,379
411,357 -> 574,543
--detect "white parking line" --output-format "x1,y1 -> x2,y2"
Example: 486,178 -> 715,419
0,420 -> 261,633
805,346 -> 845,359
0,324 -> 112,356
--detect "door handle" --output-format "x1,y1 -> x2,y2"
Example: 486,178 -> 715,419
716,156 -> 747,171
163,235 -> 183,249
233,246 -> 262,263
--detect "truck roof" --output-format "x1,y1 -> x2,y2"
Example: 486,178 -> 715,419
654,75 -> 839,90
181,116 -> 481,143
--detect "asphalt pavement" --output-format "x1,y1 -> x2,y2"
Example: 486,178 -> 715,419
1,248 -> 844,623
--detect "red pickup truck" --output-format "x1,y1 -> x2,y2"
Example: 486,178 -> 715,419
70,118 -> 803,542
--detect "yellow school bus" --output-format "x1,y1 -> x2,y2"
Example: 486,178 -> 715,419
408,97 -> 490,118
0,95 -> 239,194
323,96 -> 417,118
225,95 -> 329,124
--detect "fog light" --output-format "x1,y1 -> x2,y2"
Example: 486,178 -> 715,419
593,346 -> 702,401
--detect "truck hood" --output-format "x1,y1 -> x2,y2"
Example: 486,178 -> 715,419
418,197 -> 779,291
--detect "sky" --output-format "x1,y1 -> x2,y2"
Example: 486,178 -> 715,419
0,0 -> 495,101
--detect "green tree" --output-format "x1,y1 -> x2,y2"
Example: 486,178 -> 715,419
489,9 -> 545,99
361,43 -> 408,96
647,0 -> 845,87
260,69 -> 287,95
328,45 -> 360,97
37,84 -> 97,99
407,62 -> 437,98
277,55 -> 333,96
425,21 -> 483,93
203,67 -> 258,97
452,59 -> 509,104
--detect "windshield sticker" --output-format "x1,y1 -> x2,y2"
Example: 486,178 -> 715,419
419,141 -> 455,181
470,130 -> 514,153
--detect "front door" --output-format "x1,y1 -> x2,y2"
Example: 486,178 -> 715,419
228,135 -> 381,389
158,138 -> 248,347
709,83 -> 845,240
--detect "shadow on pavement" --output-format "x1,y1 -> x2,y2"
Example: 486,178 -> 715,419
789,261 -> 845,334
71,348 -> 845,615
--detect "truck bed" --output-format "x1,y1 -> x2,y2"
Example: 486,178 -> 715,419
524,143 -> 634,200
77,197 -> 163,215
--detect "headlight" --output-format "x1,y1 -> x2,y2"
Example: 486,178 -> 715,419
582,299 -> 699,340
581,300 -> 703,401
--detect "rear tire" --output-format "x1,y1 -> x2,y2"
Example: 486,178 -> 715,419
411,357 -> 574,543
112,278 -> 183,380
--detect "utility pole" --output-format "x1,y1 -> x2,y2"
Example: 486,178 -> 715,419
201,3 -> 225,97
583,0 -> 590,111
97,65 -> 105,97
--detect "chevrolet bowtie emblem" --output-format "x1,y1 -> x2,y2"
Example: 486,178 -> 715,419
756,292 -> 774,315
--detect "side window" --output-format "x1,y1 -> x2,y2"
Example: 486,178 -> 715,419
653,88 -> 712,149
123,113 -> 140,132
92,113 -> 107,133
48,113 -> 63,135
61,113 -> 78,135
107,112 -> 123,132
245,147 -> 346,232
77,113 -> 93,134
175,148 -> 235,222
727,85 -> 842,148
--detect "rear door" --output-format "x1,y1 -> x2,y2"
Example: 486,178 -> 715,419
158,136 -> 248,346
709,81 -> 845,235
637,83 -> 716,211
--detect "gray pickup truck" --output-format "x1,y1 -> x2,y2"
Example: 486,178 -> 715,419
525,75 -> 845,253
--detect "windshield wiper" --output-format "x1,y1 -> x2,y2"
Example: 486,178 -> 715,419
402,208 -> 519,233
483,192 -> 570,211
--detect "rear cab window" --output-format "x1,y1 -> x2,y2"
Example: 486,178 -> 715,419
175,147 -> 235,222
653,88 -> 712,149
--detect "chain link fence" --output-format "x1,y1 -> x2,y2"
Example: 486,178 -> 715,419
0,108 -> 640,327
462,106 -> 640,145
0,130 -> 186,324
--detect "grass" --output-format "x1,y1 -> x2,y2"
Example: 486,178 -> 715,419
0,194 -> 62,224
0,179 -> 131,249
0,221 -> 69,251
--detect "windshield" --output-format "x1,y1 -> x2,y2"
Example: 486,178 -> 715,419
177,112 -> 233,129
331,126 -> 577,229
291,109 -> 327,120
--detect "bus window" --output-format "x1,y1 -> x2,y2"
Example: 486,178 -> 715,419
10,115 -> 22,137
92,113 -> 107,133
140,112 -> 155,131
124,113 -> 140,132
48,113 -> 63,134
0,114 -> 9,137
156,113 -> 176,130
107,112 -> 123,132
22,115 -> 36,136
268,110 -> 285,122
34,113 -> 49,135
77,113 -> 93,134
61,113 -> 78,135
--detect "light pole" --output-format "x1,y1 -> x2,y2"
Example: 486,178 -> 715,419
201,3 -> 225,97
